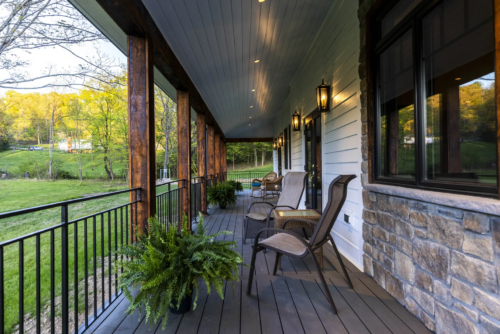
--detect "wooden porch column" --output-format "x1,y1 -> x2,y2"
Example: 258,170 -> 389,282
177,90 -> 191,228
215,133 -> 221,181
221,140 -> 227,180
207,125 -> 215,183
127,34 -> 155,235
197,114 -> 207,214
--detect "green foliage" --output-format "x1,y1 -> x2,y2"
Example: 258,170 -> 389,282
207,181 -> 237,208
116,214 -> 243,329
226,179 -> 243,192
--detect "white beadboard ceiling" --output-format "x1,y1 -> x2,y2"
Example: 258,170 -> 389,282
142,0 -> 334,138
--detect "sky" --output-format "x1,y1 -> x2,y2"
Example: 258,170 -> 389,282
0,38 -> 126,97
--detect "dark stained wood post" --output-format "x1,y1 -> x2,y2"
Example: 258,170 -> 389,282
127,34 -> 156,236
197,114 -> 207,214
207,125 -> 215,184
495,0 -> 500,197
215,133 -> 221,182
177,90 -> 191,228
222,140 -> 227,180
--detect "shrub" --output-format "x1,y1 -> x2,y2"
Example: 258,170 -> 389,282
226,179 -> 243,192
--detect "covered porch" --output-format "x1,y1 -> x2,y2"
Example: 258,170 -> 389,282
86,190 -> 430,334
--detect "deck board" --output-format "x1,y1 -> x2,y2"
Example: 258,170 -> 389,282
87,190 -> 431,334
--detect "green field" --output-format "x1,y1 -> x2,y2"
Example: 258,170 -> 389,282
227,163 -> 273,175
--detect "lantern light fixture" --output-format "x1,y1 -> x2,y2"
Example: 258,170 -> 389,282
316,79 -> 330,112
273,139 -> 277,150
292,110 -> 301,131
278,133 -> 283,147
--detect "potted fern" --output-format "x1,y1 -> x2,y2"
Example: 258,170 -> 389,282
207,181 -> 237,209
227,179 -> 244,193
116,213 -> 243,329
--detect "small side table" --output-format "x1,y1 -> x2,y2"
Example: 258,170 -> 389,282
274,209 -> 323,268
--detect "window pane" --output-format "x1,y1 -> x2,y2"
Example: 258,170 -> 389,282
381,0 -> 421,37
423,0 -> 496,186
379,30 -> 415,179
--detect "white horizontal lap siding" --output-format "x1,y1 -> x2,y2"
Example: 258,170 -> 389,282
287,0 -> 363,268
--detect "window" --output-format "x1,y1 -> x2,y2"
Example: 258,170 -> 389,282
373,0 -> 498,196
288,124 -> 292,168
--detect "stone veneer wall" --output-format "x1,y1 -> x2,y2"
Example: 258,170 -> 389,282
358,0 -> 500,333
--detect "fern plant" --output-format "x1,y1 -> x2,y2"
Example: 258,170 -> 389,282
116,213 -> 243,329
207,181 -> 237,208
227,179 -> 244,192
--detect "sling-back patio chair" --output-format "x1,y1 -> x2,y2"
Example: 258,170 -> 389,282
244,172 -> 308,244
246,174 -> 356,314
250,171 -> 277,197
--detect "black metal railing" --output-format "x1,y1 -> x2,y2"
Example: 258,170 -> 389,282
0,180 -> 189,334
0,188 -> 140,334
226,171 -> 270,189
155,179 -> 183,229
191,177 -> 203,221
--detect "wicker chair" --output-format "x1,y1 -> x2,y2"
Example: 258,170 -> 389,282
244,172 -> 307,243
246,175 -> 356,314
250,171 -> 277,197
261,175 -> 284,199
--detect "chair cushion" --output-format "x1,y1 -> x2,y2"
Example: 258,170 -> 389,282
252,182 -> 262,187
246,212 -> 274,221
259,234 -> 307,256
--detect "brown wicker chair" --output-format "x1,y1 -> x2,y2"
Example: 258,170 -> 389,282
261,175 -> 284,199
250,171 -> 277,197
246,175 -> 356,314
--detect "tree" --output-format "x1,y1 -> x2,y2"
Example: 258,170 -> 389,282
0,0 -> 122,90
155,88 -> 176,170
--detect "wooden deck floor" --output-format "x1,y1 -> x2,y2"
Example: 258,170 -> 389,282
85,190 -> 431,334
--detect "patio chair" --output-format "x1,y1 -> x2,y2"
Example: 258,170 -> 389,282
261,175 -> 284,199
246,175 -> 356,314
244,172 -> 307,244
250,171 -> 277,197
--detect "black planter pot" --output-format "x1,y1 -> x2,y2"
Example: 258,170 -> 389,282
169,293 -> 193,314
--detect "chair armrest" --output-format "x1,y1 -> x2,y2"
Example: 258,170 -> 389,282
274,205 -> 296,210
282,219 -> 319,229
252,178 -> 262,183
246,201 -> 275,214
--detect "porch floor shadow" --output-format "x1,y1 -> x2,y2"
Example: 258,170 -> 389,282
85,190 -> 431,334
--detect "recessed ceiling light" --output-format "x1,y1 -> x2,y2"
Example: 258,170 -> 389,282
254,60 -> 260,63
249,116 -> 252,118
455,77 -> 461,80
249,124 -> 251,126
250,106 -> 253,108
258,0 -> 265,2
252,89 -> 255,92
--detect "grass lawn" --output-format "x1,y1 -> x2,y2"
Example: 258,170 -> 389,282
227,163 -> 273,174
0,146 -> 128,180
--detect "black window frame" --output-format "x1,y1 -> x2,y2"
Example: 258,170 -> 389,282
370,0 -> 499,198
284,127 -> 289,170
288,124 -> 292,169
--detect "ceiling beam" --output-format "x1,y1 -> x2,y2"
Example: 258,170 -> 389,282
95,0 -> 225,139
225,138 -> 274,143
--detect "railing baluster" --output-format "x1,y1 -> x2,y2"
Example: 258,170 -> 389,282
0,246 -> 3,334
120,207 -> 124,279
61,204 -> 69,334
18,240 -> 23,334
74,220 -> 78,334
36,234 -> 41,334
93,216 -> 97,317
168,183 -> 172,228
114,209 -> 118,297
50,230 -> 55,334
108,211 -> 112,302
84,218 -> 88,327
101,213 -> 105,310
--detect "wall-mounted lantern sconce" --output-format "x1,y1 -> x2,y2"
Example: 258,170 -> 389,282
292,111 -> 301,131
316,79 -> 330,112
278,133 -> 283,147
273,139 -> 277,150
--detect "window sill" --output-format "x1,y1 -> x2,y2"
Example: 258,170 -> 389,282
363,180 -> 500,216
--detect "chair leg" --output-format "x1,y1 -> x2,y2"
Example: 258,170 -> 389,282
246,245 -> 261,295
243,218 -> 248,244
329,235 -> 353,289
273,252 -> 281,275
301,227 -> 308,239
309,249 -> 337,314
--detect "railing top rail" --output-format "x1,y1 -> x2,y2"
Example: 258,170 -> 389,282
0,187 -> 141,219
155,179 -> 184,187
